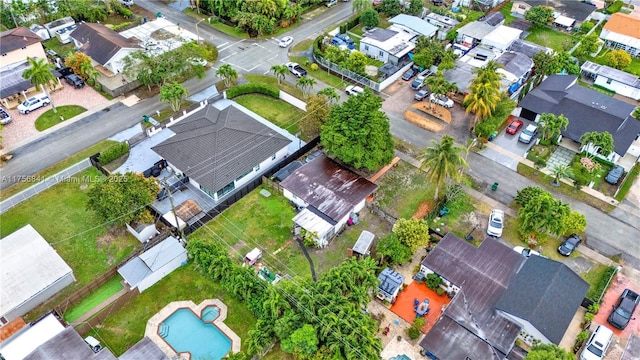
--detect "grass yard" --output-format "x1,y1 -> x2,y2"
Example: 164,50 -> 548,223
500,216 -> 569,261
43,38 -> 75,57
525,26 -> 576,52
264,347 -> 296,360
292,39 -> 314,53
582,264 -> 616,301
0,139 -> 118,201
87,263 -> 257,356
516,163 -> 615,212
290,56 -> 350,90
625,57 -> 640,76
373,160 -> 435,219
35,105 -> 87,131
63,276 -> 124,323
234,94 -> 303,136
499,5 -> 517,25
615,163 -> 639,201
0,167 -> 139,289
244,73 -> 305,100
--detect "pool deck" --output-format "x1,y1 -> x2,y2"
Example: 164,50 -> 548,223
145,299 -> 241,359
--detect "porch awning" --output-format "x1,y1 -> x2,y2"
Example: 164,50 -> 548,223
293,208 -> 334,238
554,16 -> 575,28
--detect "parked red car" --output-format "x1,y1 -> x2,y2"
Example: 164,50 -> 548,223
506,119 -> 524,135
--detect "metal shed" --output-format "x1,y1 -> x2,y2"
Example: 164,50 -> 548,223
352,230 -> 375,257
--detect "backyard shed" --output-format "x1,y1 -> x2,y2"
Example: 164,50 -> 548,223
377,267 -> 405,303
0,225 -> 75,325
352,231 -> 375,257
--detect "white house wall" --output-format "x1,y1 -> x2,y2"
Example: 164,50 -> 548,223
498,310 -> 551,345
105,48 -> 137,74
283,188 -> 308,208
2,272 -> 75,323
137,251 -> 187,292
360,42 -> 390,63
234,146 -> 289,190
594,75 -> 640,100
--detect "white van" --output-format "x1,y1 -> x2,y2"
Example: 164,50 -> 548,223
17,93 -> 50,114
580,325 -> 613,360
326,0 -> 337,7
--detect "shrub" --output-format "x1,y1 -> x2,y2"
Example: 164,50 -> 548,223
345,15 -> 360,30
226,83 -> 279,99
605,0 -> 623,14
580,22 -> 595,33
586,266 -> 617,302
425,273 -> 444,291
98,142 -> 130,164
406,326 -> 421,339
584,312 -> 595,323
313,35 -> 325,57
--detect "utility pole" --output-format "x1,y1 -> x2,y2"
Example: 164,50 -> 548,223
162,180 -> 187,243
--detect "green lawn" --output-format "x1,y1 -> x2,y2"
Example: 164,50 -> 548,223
63,276 -> 124,323
500,217 -> 569,261
373,160 -> 436,219
582,264 -> 615,301
616,163 -> 640,201
290,56 -> 350,90
234,94 -> 303,136
292,39 -> 314,53
0,139 -> 118,201
0,167 -> 139,289
35,105 -> 86,131
499,5 -> 517,25
244,73 -> 305,100
625,57 -> 640,76
525,26 -> 576,52
88,263 -> 257,356
43,38 -> 75,57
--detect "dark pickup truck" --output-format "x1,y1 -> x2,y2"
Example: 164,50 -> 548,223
608,288 -> 639,329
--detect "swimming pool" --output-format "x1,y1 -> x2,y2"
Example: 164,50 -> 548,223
159,307 -> 231,359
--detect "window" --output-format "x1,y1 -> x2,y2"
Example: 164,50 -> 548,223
199,184 -> 216,199
379,50 -> 384,56
519,4 -> 526,9
364,45 -> 369,51
606,78 -> 613,84
216,182 -> 236,198
272,153 -> 276,160
236,168 -> 252,182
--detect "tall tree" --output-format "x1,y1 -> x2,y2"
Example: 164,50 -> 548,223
418,135 -> 468,201
379,0 -> 402,17
359,8 -> 380,29
23,57 -> 57,113
302,94 -> 330,138
216,64 -> 238,87
407,0 -> 424,16
539,113 -> 569,142
392,218 -> 431,253
281,324 -> 319,357
518,192 -> 571,237
352,0 -> 372,14
574,33 -> 601,58
320,89 -> 394,170
550,164 -> 573,186
525,5 -> 553,27
580,131 -> 615,156
606,49 -> 632,70
425,71 -> 457,110
159,83 -> 189,112
271,64 -> 288,85
464,60 -> 503,124
317,87 -> 339,104
296,76 -> 316,97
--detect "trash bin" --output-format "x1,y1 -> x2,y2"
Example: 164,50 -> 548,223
439,207 -> 450,216
488,131 -> 498,141
491,182 -> 499,191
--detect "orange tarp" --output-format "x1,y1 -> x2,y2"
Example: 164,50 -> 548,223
389,281 -> 450,334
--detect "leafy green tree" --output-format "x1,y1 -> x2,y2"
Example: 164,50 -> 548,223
87,172 -> 159,226
606,49 -> 632,70
160,83 -> 189,112
352,0 -> 372,14
550,164 -> 573,186
271,64 -> 288,85
346,51 -> 368,75
359,8 -> 379,28
555,51 -> 580,75
633,107 -> 640,120
418,135 -> 467,200
379,0 -> 402,17
524,343 -> 575,360
580,131 -> 615,156
216,64 -> 238,88
518,192 -> 571,238
320,89 -> 394,170
539,113 -> 569,142
23,57 -> 57,113
376,234 -> 412,265
317,87 -> 339,104
532,51 -> 557,76
413,37 -> 450,70
392,218 -> 431,253
408,0 -> 424,16
281,324 -> 319,357
563,211 -> 587,235
425,71 -> 458,111
302,94 -> 330,138
574,33 -> 601,58
515,186 -> 548,207
525,5 -> 553,27
323,45 -> 350,66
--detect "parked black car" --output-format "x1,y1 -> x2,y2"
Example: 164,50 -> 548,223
402,68 -> 417,81
557,234 -> 582,256
605,165 -> 624,185
65,74 -> 85,88
608,288 -> 639,330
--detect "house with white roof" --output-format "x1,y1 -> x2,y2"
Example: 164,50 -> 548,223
388,14 -> 438,39
359,27 -> 415,65
0,225 -> 75,326
481,25 -> 523,51
581,61 -> 640,100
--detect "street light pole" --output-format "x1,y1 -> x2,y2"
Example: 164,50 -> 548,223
195,19 -> 204,44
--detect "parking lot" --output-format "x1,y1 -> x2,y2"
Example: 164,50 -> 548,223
217,38 -> 284,73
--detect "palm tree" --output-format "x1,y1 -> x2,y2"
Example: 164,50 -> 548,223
270,64 -> 288,85
23,57 -> 58,113
418,135 -> 468,201
539,113 -> 569,142
352,0 -> 372,14
425,72 -> 457,110
317,87 -> 339,103
297,76 -> 316,97
550,164 -> 573,186
215,64 -> 237,88
464,60 -> 503,125
79,61 -> 100,86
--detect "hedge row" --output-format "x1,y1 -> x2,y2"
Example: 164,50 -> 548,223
586,266 -> 617,302
98,142 -> 130,164
605,0 -> 623,14
226,83 -> 279,99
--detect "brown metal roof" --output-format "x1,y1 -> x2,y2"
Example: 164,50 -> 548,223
0,27 -> 42,55
280,154 -> 378,222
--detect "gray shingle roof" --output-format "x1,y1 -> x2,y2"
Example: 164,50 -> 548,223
0,27 -> 42,55
23,327 -> 118,360
519,75 -> 640,155
582,61 -> 640,89
119,337 -> 169,360
419,234 -> 525,358
365,28 -> 397,42
495,256 -> 589,344
482,12 -> 505,27
152,103 -> 291,195
524,0 -> 596,22
279,154 -> 378,222
507,39 -> 548,58
70,23 -> 141,65
497,51 -> 533,79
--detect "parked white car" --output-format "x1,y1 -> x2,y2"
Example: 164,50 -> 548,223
345,85 -> 364,96
486,209 -> 504,237
17,93 -> 50,114
279,36 -> 293,48
429,93 -> 454,108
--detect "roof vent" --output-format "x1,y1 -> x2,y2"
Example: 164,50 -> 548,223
601,105 -> 607,109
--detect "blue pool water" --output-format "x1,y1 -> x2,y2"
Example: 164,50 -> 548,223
201,305 -> 220,322
159,308 -> 231,360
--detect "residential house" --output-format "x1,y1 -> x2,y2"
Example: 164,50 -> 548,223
152,102 -> 292,202
377,268 -> 405,303
69,22 -> 141,74
0,313 -> 167,360
518,75 -> 640,165
280,154 -> 378,247
359,28 -> 415,65
581,61 -> 640,100
511,0 -> 596,27
0,225 -> 75,326
43,16 -> 75,40
481,25 -> 523,51
496,51 -> 534,94
388,14 -> 438,39
118,236 -> 187,293
496,255 -> 589,345
419,234 -> 588,358
424,13 -> 459,41
482,11 -> 506,27
600,13 -> 640,57
456,21 -> 496,47
0,27 -> 46,68
457,0 -> 506,10
507,38 -> 551,59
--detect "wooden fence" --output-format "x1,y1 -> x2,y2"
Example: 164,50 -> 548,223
74,288 -> 140,336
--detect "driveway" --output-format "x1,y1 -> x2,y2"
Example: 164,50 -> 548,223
1,84 -> 110,149
478,116 -> 535,171
594,272 -> 640,339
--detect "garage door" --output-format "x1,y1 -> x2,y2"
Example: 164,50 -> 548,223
520,108 -> 537,121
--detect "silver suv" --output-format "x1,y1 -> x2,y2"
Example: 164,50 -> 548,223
518,123 -> 538,144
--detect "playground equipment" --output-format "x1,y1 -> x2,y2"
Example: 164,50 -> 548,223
414,298 -> 430,317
